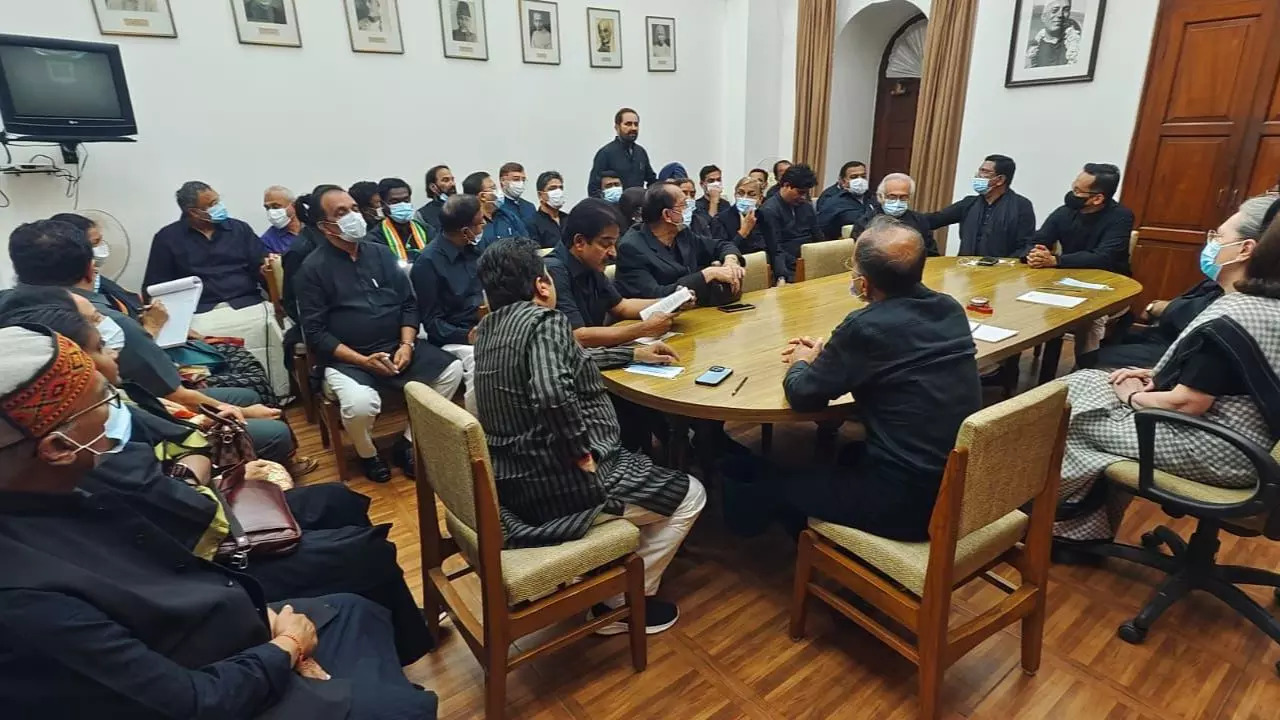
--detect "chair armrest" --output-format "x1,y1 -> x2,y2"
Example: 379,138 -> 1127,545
1132,408 -> 1280,520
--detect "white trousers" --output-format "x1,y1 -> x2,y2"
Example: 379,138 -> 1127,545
323,360 -> 464,458
605,475 -> 706,598
1074,316 -> 1110,355
442,343 -> 477,416
191,301 -> 290,398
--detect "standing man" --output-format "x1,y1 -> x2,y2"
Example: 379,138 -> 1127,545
531,170 -> 569,249
260,185 -> 303,254
296,184 -> 463,482
926,154 -> 1035,258
472,237 -> 705,633
462,171 -> 529,245
816,161 -> 880,240
369,177 -> 431,265
757,164 -> 823,281
588,107 -> 656,197
695,165 -> 725,232
416,164 -> 454,236
498,162 -> 539,230
874,173 -> 939,257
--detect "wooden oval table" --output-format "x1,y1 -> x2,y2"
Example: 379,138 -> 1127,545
601,257 -> 1142,424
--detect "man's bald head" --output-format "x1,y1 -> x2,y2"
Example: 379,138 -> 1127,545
853,217 -> 926,298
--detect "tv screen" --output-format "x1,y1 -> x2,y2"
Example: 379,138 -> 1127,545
0,34 -> 137,140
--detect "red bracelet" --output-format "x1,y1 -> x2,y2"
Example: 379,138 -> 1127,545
278,632 -> 307,662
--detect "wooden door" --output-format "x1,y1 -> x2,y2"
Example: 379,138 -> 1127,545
869,17 -> 925,187
1121,0 -> 1280,310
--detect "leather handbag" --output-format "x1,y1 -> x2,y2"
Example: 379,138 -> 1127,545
212,463 -> 301,568
198,404 -> 257,470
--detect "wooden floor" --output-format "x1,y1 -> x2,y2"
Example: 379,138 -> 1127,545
288,354 -> 1280,720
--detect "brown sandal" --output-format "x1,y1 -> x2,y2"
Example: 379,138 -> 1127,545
289,455 -> 321,477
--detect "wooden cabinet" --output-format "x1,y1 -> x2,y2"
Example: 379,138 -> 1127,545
1122,0 -> 1280,309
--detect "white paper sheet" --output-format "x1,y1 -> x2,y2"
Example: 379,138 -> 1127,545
623,364 -> 685,379
972,324 -> 1018,343
635,331 -> 680,346
1057,277 -> 1111,290
639,287 -> 693,321
1016,290 -> 1086,309
145,276 -> 204,348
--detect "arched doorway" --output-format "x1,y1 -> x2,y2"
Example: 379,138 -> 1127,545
869,15 -> 926,186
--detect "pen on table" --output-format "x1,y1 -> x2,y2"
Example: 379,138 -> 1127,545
731,376 -> 749,396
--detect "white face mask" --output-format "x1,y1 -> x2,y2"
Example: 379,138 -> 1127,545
92,241 -> 111,261
97,315 -> 127,351
705,181 -> 723,194
504,180 -> 526,200
848,178 -> 869,195
545,188 -> 566,209
334,212 -> 368,242
266,207 -> 291,229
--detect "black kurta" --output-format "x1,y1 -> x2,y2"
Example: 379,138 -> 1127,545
587,137 -> 656,196
614,223 -> 744,305
1028,199 -> 1135,275
925,189 -> 1037,258
757,193 -> 823,280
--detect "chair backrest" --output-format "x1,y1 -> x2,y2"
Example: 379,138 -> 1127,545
604,263 -> 617,282
798,238 -> 855,283
741,251 -> 772,294
952,382 -> 1069,536
840,224 -> 856,239
262,259 -> 286,319
405,381 -> 495,534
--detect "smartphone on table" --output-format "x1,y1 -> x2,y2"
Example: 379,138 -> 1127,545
718,303 -> 755,313
695,366 -> 734,386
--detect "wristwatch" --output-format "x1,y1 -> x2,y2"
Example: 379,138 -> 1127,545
1144,301 -> 1157,317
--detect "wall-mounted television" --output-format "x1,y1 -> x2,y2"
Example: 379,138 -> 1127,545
0,34 -> 137,142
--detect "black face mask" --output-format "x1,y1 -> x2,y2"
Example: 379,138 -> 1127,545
1063,191 -> 1090,211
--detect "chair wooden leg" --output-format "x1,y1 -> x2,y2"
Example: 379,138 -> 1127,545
916,585 -> 951,720
625,554 -> 648,672
322,401 -> 349,483
1020,587 -> 1047,675
484,633 -> 509,720
292,354 -> 315,424
423,580 -> 442,648
790,529 -> 816,639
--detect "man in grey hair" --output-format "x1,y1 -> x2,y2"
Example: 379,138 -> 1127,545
875,172 -> 938,256
260,184 -> 302,254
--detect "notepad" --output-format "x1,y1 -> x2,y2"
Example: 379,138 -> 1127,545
639,287 -> 693,321
1016,290 -> 1086,309
635,331 -> 680,346
972,324 -> 1018,343
145,276 -> 204,348
623,364 -> 685,379
1057,277 -> 1111,291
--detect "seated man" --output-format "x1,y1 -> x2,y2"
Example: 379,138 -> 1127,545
735,218 -> 980,540
767,160 -> 792,200
410,194 -> 487,413
416,164 -> 455,235
145,181 -> 289,397
530,170 -> 569,249
615,182 -> 746,305
473,237 -> 705,633
757,164 -> 823,281
462,171 -> 528,244
349,179 -> 384,229
260,184 -> 304,255
1025,162 -> 1135,354
696,165 -> 727,225
926,154 -> 1035,258
600,170 -> 624,204
369,177 -> 431,264
50,212 -> 147,318
748,168 -> 770,195
618,186 -> 646,226
875,173 -> 940,257
816,161 -> 880,240
714,177 -> 774,262
675,178 -> 716,238
296,184 -> 463,482
498,161 -> 539,229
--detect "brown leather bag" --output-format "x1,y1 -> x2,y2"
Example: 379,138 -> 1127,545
198,404 -> 257,470
212,463 -> 301,568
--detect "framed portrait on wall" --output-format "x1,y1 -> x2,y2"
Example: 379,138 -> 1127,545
91,0 -> 177,38
230,0 -> 302,48
520,1 -> 560,65
439,0 -> 488,61
587,7 -> 621,68
345,0 -> 403,54
1005,0 -> 1107,87
645,16 -> 675,72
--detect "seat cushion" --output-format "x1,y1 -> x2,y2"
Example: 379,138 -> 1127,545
1104,461 -> 1256,504
446,511 -> 640,605
809,509 -> 1028,596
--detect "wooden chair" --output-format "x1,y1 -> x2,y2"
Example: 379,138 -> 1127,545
795,238 -> 855,283
405,382 -> 647,719
740,250 -> 773,294
262,256 -> 316,423
790,382 -> 1069,720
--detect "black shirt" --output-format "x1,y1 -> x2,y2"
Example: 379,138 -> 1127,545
531,207 -> 568,249
1029,199 -> 1135,274
714,204 -> 775,259
296,239 -> 418,361
695,194 -> 730,220
545,242 -> 624,328
587,137 -> 656,196
888,210 -> 940,257
280,225 -> 321,323
757,193 -> 824,262
815,183 -> 879,240
144,218 -> 265,312
615,223 -> 745,305
410,237 -> 484,346
925,189 -> 1037,258
415,196 -> 447,236
784,284 -> 981,491
69,287 -> 183,398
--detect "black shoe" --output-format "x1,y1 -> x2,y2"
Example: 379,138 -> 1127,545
589,598 -> 680,636
392,437 -> 415,479
359,455 -> 392,483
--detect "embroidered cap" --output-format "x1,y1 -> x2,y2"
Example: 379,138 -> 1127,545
0,325 -> 97,448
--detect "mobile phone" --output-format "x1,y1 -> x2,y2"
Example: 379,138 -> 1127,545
718,303 -> 756,313
695,365 -> 734,386
976,256 -> 999,266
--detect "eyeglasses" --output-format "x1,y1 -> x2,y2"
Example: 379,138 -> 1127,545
1205,229 -> 1224,243
61,387 -> 121,427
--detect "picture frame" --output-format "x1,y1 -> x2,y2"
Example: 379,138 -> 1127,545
1005,0 -> 1107,88
90,0 -> 177,38
645,16 -> 675,73
345,0 -> 403,54
230,0 -> 302,48
439,0 -> 488,61
586,7 -> 621,69
520,1 -> 560,66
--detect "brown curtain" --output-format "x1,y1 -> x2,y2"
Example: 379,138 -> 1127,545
792,0 -> 837,186
909,0 -> 979,253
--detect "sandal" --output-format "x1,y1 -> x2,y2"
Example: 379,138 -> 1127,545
289,455 -> 321,478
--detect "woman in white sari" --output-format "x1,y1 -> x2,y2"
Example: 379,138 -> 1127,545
1054,196 -> 1280,552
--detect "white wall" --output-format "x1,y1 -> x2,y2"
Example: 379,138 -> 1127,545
0,0 -> 729,289
948,0 -> 1160,242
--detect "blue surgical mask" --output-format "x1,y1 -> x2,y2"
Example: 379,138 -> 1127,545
204,202 -> 229,224
1200,238 -> 1244,281
603,186 -> 623,203
971,177 -> 990,195
97,315 -> 126,351
735,197 -> 757,215
883,199 -> 909,217
388,202 -> 415,223
681,204 -> 694,228
494,193 -> 506,209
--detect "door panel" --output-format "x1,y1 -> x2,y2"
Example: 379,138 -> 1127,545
1141,136 -> 1230,230
1244,136 -> 1280,196
1130,239 -> 1205,312
1164,18 -> 1256,123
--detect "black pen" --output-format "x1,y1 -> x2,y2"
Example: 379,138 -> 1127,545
731,376 -> 749,396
